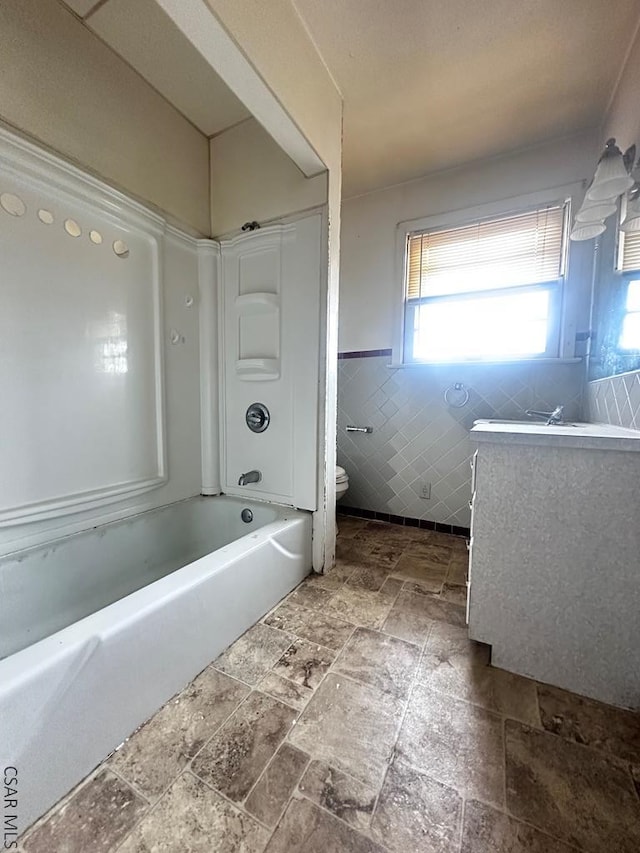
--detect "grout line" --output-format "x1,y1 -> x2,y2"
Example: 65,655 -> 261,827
111,775 -> 173,853
288,731 -> 392,846
182,768 -> 272,832
187,680 -> 264,764
367,762 -> 391,839
457,798 -> 466,853
366,622 -> 436,830
501,712 -> 639,771
464,795 -> 589,853
238,723 -> 307,811
628,764 -> 640,804
183,690 -> 307,834
274,771 -> 386,850
501,717 -> 509,812
272,621 -> 394,839
239,745 -> 297,814
263,757 -> 314,842
107,767 -> 151,807
111,680 -> 268,849
243,750 -> 313,838
111,764 -> 243,852
256,676 -> 313,712
18,764 -> 106,845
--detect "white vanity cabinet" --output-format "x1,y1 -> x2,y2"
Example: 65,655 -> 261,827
467,422 -> 640,709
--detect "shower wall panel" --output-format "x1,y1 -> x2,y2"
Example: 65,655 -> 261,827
219,212 -> 323,510
0,126 -> 203,555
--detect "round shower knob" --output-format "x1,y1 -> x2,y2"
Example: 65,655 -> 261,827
245,402 -> 270,433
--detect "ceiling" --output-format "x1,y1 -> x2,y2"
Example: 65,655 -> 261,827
293,0 -> 640,197
61,0 -> 250,137
61,0 -> 640,198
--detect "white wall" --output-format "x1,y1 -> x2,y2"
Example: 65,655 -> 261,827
0,0 -> 210,235
336,130 -> 599,527
602,23 -> 640,149
210,118 -> 327,236
206,0 -> 343,570
339,129 -> 599,352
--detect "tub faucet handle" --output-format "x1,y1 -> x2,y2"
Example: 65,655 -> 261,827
525,404 -> 565,425
238,470 -> 262,486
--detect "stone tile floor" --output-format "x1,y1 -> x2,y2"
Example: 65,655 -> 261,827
19,516 -> 640,852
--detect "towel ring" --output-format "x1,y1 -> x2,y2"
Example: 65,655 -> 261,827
444,382 -> 469,408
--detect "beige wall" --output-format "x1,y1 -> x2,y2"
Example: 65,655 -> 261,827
205,0 -> 342,174
602,24 -> 640,149
0,0 -> 210,234
210,119 -> 327,236
339,129 -> 599,352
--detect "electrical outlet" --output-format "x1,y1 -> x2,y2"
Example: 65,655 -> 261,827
420,482 -> 431,500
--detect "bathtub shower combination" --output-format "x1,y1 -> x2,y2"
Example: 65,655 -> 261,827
0,498 -> 311,830
0,128 -> 322,831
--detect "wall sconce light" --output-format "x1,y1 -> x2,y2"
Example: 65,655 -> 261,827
570,138 -> 637,241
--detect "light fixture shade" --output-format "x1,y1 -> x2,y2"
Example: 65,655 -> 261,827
570,222 -> 606,241
586,140 -> 634,202
621,195 -> 640,232
575,200 -> 617,223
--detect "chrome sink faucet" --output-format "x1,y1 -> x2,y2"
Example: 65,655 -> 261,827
238,469 -> 262,486
525,404 -> 565,425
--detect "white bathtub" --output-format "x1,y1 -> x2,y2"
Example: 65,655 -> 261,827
0,496 -> 311,833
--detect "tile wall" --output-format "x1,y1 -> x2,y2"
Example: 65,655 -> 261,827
337,354 -> 584,528
586,369 -> 640,430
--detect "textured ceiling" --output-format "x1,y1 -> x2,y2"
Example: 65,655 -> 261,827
61,0 -> 249,137
294,0 -> 640,197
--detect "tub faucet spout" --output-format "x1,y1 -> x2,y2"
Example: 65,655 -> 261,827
238,470 -> 262,486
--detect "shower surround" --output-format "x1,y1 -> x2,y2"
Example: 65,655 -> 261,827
0,124 -> 322,834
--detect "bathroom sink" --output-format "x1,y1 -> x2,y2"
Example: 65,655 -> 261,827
471,420 -> 640,451
475,418 -> 578,427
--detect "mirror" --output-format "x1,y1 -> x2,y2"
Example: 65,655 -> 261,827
588,213 -> 640,380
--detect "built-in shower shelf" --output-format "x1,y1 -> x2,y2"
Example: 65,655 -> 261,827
235,293 -> 279,314
235,358 -> 280,380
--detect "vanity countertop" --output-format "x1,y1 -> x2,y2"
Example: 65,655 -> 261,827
471,420 -> 640,452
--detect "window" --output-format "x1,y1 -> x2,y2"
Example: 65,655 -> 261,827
617,218 -> 640,351
402,204 -> 568,363
619,280 -> 640,350
618,226 -> 640,275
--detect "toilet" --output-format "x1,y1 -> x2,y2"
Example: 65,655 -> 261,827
335,465 -> 349,501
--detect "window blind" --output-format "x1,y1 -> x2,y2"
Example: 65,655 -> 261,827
619,230 -> 640,273
406,205 -> 566,300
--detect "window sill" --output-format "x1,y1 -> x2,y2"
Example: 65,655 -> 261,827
387,357 -> 583,369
